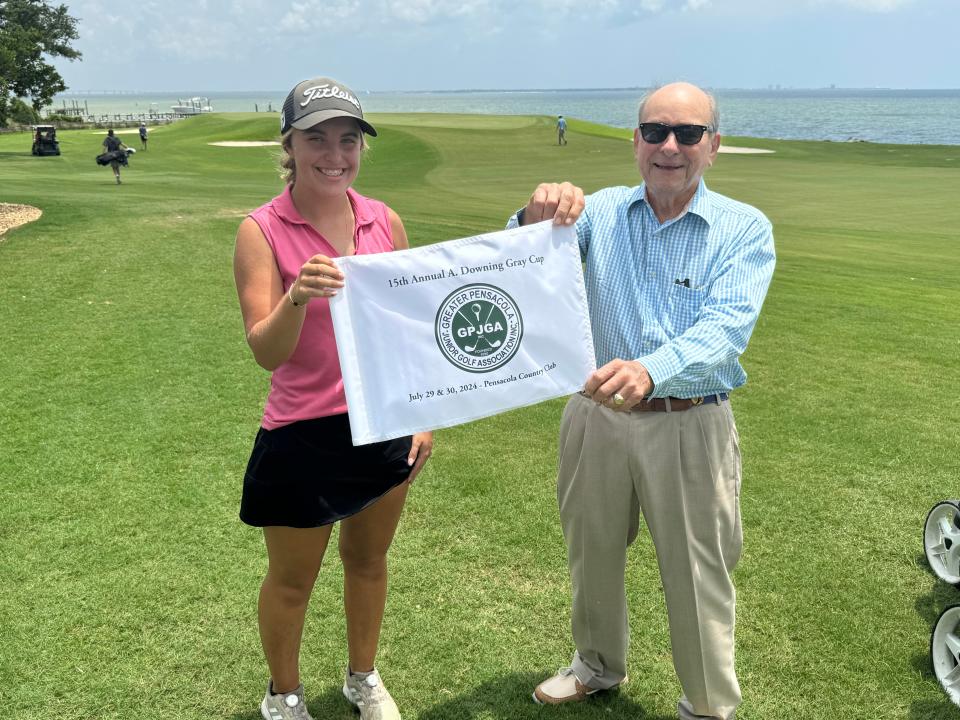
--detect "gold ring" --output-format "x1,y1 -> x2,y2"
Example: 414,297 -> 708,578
613,393 -> 625,406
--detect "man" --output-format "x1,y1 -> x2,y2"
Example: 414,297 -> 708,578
139,122 -> 148,150
557,115 -> 568,145
102,129 -> 127,185
511,82 -> 775,720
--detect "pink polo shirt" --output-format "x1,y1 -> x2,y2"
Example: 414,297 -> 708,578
249,185 -> 396,429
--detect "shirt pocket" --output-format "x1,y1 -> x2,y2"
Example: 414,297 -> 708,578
666,284 -> 706,336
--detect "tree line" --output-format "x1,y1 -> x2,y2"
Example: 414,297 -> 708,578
0,0 -> 81,127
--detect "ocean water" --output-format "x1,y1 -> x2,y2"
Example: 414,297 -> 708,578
52,88 -> 960,146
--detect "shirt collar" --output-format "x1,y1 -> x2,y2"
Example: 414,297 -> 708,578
629,178 -> 715,227
273,185 -> 375,228
686,180 -> 715,226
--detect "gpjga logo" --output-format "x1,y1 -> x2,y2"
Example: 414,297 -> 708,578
435,284 -> 523,373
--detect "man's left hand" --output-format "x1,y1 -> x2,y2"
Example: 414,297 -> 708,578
584,360 -> 654,411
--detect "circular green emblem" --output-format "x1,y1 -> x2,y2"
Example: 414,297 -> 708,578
434,284 -> 524,373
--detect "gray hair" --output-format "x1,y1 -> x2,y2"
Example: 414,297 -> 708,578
637,85 -> 720,134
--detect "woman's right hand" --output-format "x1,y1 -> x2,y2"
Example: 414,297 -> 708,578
290,254 -> 345,305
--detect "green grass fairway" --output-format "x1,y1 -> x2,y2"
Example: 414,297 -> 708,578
1,112 -> 959,720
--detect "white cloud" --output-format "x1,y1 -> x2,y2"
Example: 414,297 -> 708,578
526,0 -> 711,21
383,0 -> 493,23
533,0 -> 655,14
229,0 -> 278,14
660,0 -> 917,14
735,0 -> 917,12
147,19 -> 238,60
65,0 -> 917,56
631,0 -> 715,14
829,0 -> 915,10
278,0 -> 360,31
275,0 -> 496,31
58,0 -> 933,80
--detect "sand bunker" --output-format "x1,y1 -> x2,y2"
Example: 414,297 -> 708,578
0,203 -> 42,238
208,141 -> 280,147
91,129 -> 144,135
719,146 -> 775,154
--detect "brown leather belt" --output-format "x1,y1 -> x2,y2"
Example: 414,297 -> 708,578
629,394 -> 727,412
581,392 -> 728,412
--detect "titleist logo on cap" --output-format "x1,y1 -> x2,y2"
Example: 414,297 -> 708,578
300,84 -> 361,111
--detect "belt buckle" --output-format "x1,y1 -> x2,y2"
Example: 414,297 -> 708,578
691,396 -> 704,406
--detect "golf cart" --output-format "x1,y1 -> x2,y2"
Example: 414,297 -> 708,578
31,125 -> 61,156
923,500 -> 960,705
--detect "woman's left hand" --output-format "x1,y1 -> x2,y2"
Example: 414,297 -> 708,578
406,432 -> 434,483
523,181 -> 585,226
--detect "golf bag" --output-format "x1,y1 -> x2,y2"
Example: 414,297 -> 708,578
96,148 -> 135,166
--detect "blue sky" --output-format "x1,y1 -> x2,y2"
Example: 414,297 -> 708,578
55,0 -> 957,92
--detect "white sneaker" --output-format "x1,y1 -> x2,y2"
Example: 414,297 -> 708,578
260,682 -> 314,720
532,667 -> 627,705
342,668 -> 401,720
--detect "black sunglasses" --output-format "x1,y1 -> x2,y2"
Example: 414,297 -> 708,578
638,123 -> 713,146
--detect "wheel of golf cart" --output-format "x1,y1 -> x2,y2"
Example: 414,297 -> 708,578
924,500 -> 960,585
931,604 -> 960,706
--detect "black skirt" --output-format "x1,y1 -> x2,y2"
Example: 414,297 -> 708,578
240,414 -> 413,528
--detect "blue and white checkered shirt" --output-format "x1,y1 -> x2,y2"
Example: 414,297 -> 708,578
512,179 -> 775,398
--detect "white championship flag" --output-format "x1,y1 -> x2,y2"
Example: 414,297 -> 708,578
329,220 -> 596,445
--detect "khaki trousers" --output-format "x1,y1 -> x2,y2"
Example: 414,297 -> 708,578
559,392 -> 742,720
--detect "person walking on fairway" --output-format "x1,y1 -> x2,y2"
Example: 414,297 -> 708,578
557,115 -> 568,145
102,129 -> 127,184
139,122 -> 148,150
234,75 -> 433,720
512,82 -> 775,720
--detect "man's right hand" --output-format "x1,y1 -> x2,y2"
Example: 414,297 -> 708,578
584,359 -> 654,412
522,182 -> 584,226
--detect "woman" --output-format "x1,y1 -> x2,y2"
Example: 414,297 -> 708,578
234,76 -> 432,720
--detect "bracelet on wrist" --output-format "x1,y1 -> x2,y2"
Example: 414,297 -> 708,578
288,283 -> 306,307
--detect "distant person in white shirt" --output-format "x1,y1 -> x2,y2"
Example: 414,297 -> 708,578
557,115 -> 568,145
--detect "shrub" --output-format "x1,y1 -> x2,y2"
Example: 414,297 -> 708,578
8,98 -> 41,126
46,111 -> 83,123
